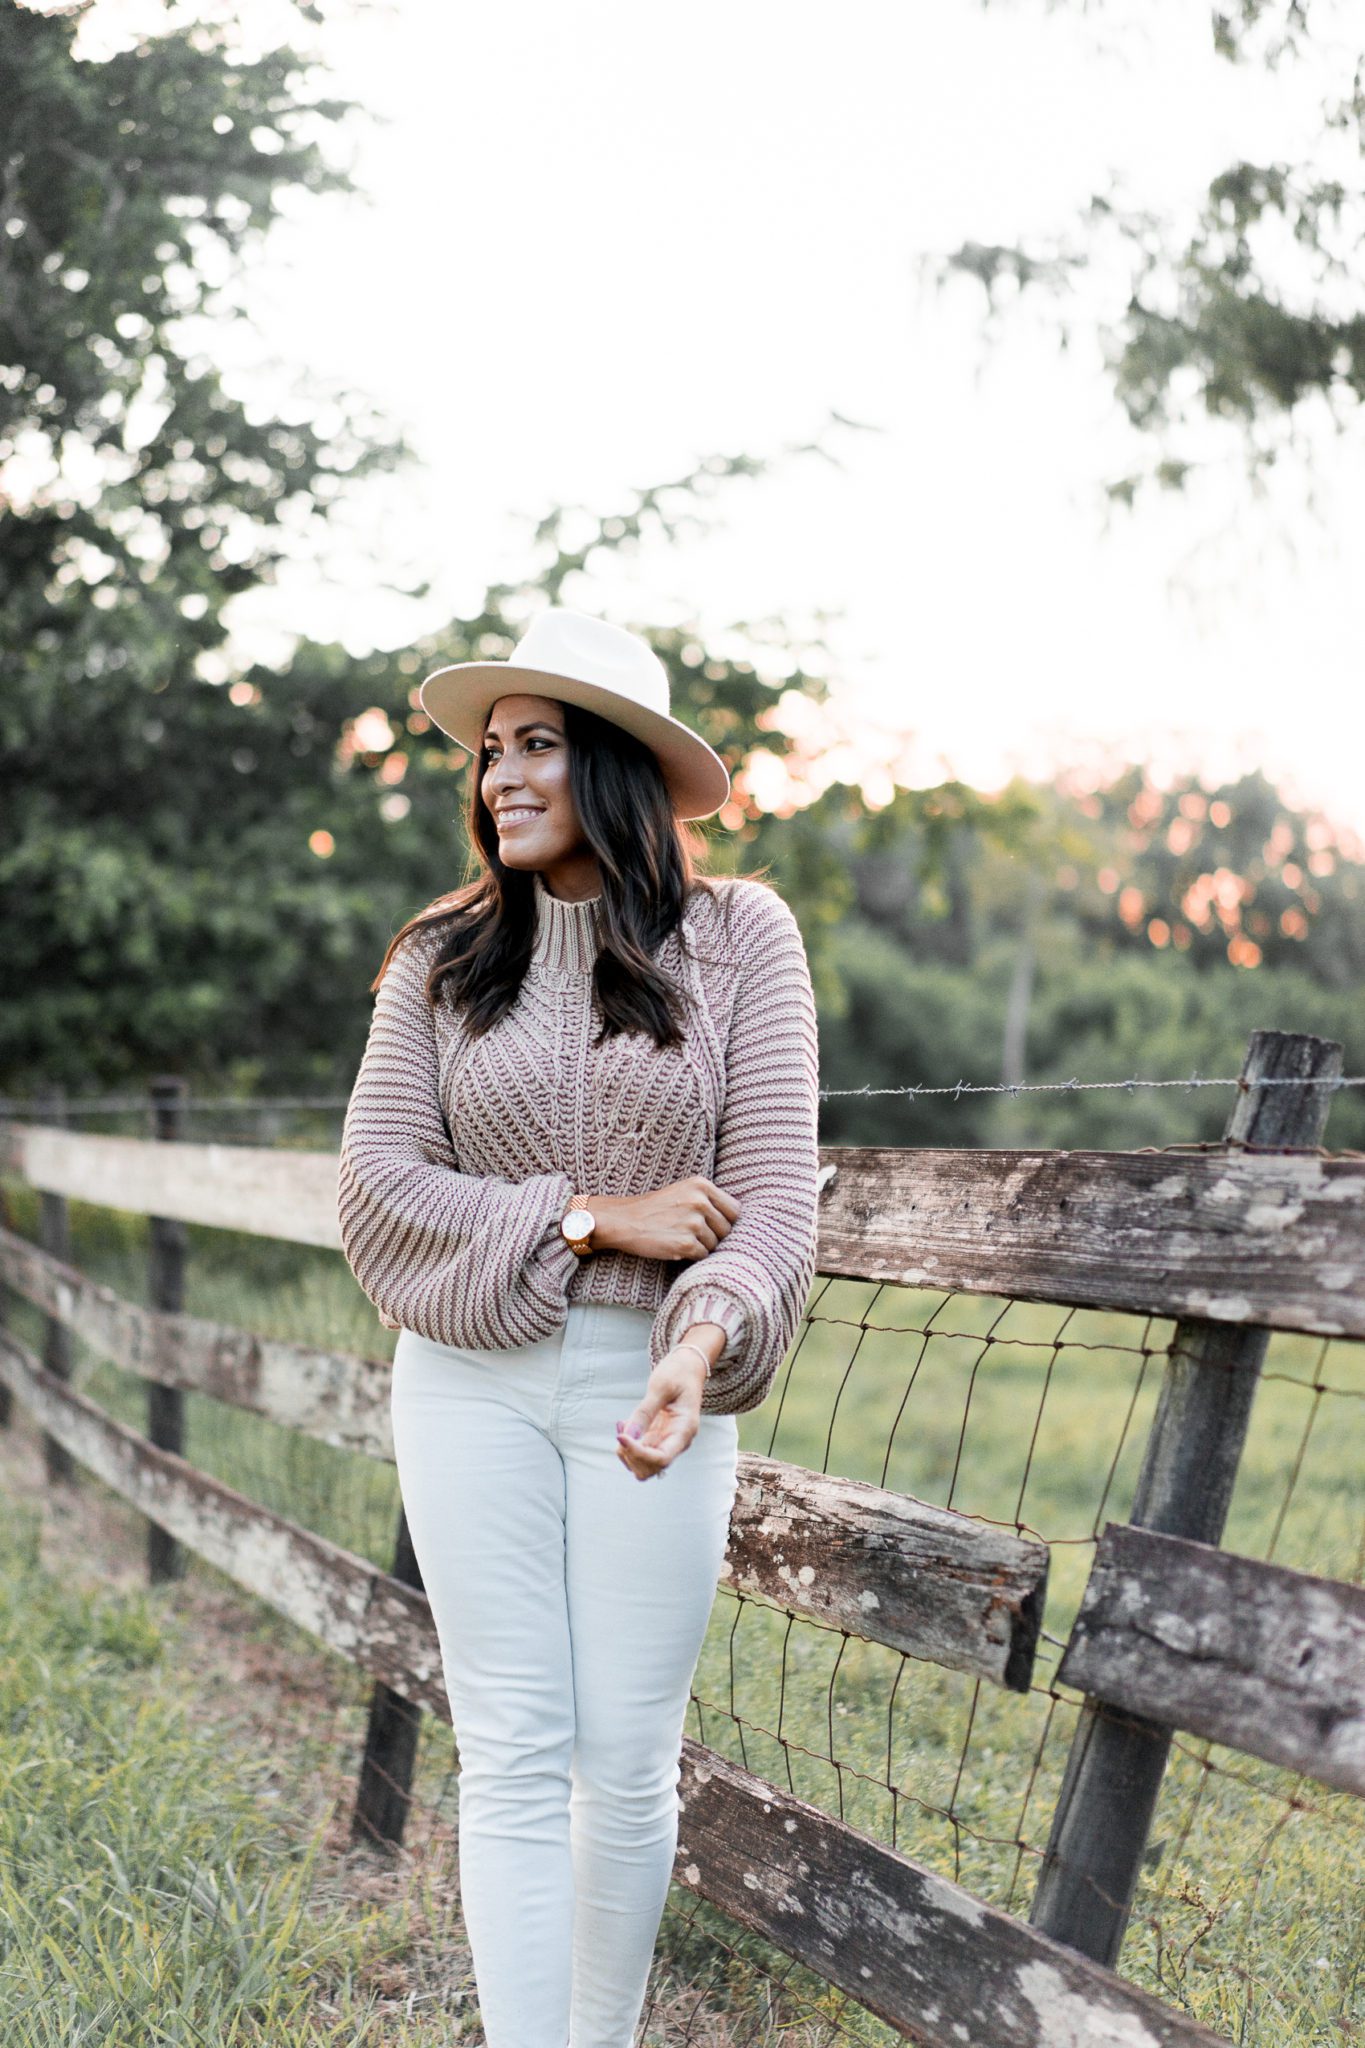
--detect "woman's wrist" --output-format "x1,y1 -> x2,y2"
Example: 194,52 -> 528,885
579,1192 -> 626,1254
676,1322 -> 727,1373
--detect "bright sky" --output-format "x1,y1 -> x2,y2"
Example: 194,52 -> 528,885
67,0 -> 1365,834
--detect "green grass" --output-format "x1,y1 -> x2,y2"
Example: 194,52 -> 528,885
0,1492 -> 479,2046
3,1189 -> 1363,2045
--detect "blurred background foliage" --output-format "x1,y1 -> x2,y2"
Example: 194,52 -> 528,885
2,0 -> 1362,1155
944,0 -> 1365,503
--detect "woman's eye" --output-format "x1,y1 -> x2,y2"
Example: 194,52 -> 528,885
484,738 -> 550,762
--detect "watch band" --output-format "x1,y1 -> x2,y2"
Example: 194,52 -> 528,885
561,1193 -> 597,1256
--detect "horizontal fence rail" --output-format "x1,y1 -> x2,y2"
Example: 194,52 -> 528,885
672,1745 -> 1229,2048
6,1119 -> 1365,1338
727,1452 -> 1047,1692
814,1144 -> 1365,1340
1058,1523 -> 1365,1798
0,1228 -> 395,1458
0,1329 -> 447,1715
0,1122 -> 343,1248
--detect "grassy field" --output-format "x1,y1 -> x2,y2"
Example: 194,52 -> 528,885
0,1475 -> 481,2046
3,1182 -> 1362,2045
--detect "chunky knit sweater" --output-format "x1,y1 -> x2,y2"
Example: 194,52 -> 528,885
336,869 -> 821,1415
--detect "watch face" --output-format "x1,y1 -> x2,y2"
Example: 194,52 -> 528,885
562,1208 -> 595,1238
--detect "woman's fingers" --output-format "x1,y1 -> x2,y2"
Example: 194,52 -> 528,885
616,1412 -> 694,1479
620,1437 -> 669,1475
620,1424 -> 680,1468
616,1354 -> 706,1479
616,1441 -> 667,1480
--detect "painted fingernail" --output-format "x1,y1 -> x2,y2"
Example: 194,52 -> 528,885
625,1422 -> 643,1440
615,1421 -> 625,1435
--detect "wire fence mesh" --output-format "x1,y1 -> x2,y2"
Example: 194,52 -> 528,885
1,1101 -> 1362,2046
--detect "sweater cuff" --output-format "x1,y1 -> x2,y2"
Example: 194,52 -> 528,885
519,1174 -> 582,1316
671,1289 -> 749,1369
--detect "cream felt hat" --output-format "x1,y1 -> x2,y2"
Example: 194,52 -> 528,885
419,608 -> 732,822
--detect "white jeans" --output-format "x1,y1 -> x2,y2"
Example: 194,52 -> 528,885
390,1303 -> 741,2048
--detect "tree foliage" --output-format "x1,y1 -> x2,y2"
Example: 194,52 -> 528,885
0,1 -> 394,646
817,761 -> 1365,1150
0,0 -> 399,1085
936,1 -> 1365,502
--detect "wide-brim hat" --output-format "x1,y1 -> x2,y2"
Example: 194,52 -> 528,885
419,607 -> 732,822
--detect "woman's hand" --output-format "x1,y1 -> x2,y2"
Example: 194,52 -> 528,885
615,1344 -> 712,1481
591,1177 -> 741,1263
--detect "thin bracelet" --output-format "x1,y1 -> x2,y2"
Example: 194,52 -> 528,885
673,1340 -> 714,1381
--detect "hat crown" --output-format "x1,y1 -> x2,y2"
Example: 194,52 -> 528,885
509,608 -> 670,717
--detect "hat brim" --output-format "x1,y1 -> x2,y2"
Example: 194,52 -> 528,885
419,660 -> 733,822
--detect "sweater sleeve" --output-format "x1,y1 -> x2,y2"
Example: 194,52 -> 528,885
648,885 -> 821,1415
337,928 -> 581,1350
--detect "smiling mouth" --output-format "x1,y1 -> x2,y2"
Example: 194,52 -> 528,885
497,808 -> 545,826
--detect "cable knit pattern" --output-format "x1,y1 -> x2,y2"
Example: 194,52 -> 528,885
337,869 -> 821,1414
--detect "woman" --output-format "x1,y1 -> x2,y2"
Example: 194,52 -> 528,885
337,606 -> 821,2048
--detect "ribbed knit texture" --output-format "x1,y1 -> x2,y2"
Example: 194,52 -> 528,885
336,870 -> 821,1415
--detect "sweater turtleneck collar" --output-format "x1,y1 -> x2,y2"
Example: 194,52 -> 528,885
530,869 -> 602,973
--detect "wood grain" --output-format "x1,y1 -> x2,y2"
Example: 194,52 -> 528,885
672,1740 -> 1230,2045
0,1121 -> 342,1247
1058,1523 -> 1365,1796
815,1142 -> 1365,1339
726,1451 -> 1047,1690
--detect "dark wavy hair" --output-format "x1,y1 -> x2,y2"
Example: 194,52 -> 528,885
372,697 -> 768,1051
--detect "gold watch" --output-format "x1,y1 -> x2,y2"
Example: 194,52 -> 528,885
560,1195 -> 597,1257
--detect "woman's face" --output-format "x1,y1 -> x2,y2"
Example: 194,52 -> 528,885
481,692 -> 597,890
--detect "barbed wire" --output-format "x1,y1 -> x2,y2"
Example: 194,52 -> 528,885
818,1072 -> 1365,1101
2,1072 -> 1363,1118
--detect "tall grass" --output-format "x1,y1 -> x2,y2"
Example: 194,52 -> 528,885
0,1495 -> 477,2045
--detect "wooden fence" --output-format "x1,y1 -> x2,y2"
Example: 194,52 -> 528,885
1,1028 -> 1362,2048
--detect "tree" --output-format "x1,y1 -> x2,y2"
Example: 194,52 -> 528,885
0,0 -> 401,1087
0,1 -> 396,648
812,762 -> 1365,1150
934,1 -> 1365,505
0,362 -> 867,1086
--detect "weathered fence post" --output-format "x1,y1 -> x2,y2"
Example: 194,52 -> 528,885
1029,1028 -> 1343,1966
147,1076 -> 189,1583
352,1506 -> 427,1850
37,1084 -> 77,1484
